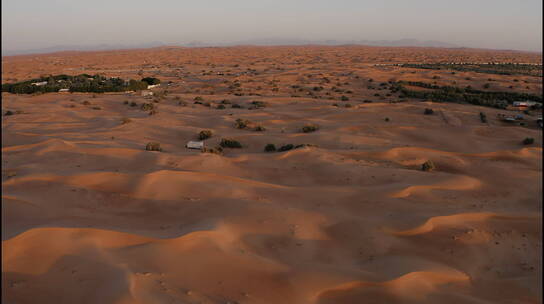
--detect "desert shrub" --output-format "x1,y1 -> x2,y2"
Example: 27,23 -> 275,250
121,117 -> 132,124
92,106 -> 102,110
278,144 -> 294,152
141,77 -> 160,85
203,102 -> 211,107
264,144 -> 276,152
149,110 -> 157,115
345,104 -> 352,108
424,108 -> 434,115
123,100 -> 129,105
295,144 -> 318,149
82,100 -> 91,105
178,101 -> 188,106
235,118 -> 251,129
483,83 -> 491,89
217,104 -> 226,109
201,146 -> 223,154
130,102 -> 137,107
146,142 -> 162,151
4,110 -> 14,116
384,117 -> 390,122
198,130 -> 213,140
332,103 -> 339,107
194,96 -> 203,101
340,95 -> 349,101
232,104 -> 242,108
479,112 -> 487,123
523,137 -> 534,145
301,124 -> 319,133
421,160 -> 435,172
220,99 -> 231,104
249,101 -> 267,109
363,100 -> 373,103
141,103 -> 154,111
220,138 -> 242,148
254,125 -> 266,131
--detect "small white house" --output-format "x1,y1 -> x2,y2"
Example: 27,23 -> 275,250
186,141 -> 204,149
147,84 -> 160,89
58,89 -> 70,93
31,81 -> 47,86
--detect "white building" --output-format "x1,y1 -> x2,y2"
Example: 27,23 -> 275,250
31,81 -> 47,86
147,84 -> 160,89
58,89 -> 70,93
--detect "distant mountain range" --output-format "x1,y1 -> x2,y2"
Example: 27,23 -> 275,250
2,38 -> 461,56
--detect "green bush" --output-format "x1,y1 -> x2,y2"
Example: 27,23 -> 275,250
220,138 -> 242,148
264,144 -> 276,152
254,125 -> 266,132
4,110 -> 14,116
141,77 -> 161,85
198,130 -> 213,140
278,144 -> 294,152
523,137 -> 534,145
302,124 -> 319,133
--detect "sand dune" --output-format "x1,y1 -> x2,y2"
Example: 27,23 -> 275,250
2,46 -> 542,303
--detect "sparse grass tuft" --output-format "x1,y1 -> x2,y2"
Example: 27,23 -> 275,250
141,103 -> 154,111
146,142 -> 162,152
254,125 -> 266,132
201,146 -> 223,154
421,160 -> 435,172
235,118 -> 251,129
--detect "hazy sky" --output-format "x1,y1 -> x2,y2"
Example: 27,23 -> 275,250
2,0 -> 542,52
